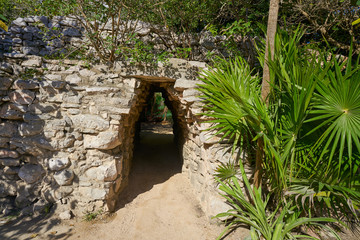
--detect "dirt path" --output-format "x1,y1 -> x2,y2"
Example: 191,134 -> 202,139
0,127 -> 248,240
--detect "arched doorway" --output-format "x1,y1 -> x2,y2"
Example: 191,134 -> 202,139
107,77 -> 188,211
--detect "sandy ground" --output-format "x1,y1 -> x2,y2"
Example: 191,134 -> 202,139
0,125 -> 248,240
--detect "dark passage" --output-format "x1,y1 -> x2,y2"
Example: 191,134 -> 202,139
116,91 -> 183,209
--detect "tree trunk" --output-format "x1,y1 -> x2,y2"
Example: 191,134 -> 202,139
261,0 -> 280,102
255,0 -> 280,189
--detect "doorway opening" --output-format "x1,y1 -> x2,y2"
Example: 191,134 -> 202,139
116,87 -> 184,209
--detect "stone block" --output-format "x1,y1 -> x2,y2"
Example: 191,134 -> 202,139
0,77 -> 13,90
13,79 -> 39,90
70,114 -> 110,133
84,131 -> 120,150
174,78 -> 199,90
19,122 -> 43,136
9,90 -> 35,105
65,74 -> 82,84
21,58 -> 42,67
18,164 -> 44,184
0,149 -> 19,158
54,169 -> 74,186
48,157 -> 70,171
0,122 -> 17,137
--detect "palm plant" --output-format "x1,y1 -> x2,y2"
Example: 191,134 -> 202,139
215,163 -> 341,240
199,27 -> 360,236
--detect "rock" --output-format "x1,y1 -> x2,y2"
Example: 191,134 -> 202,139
0,62 -> 13,74
0,158 -> 21,167
13,79 -> 39,90
54,186 -> 73,199
48,158 -> 70,171
79,187 -> 107,200
183,88 -> 200,97
70,114 -> 110,133
85,161 -> 117,182
0,103 -> 24,120
0,181 -> 17,197
3,53 -> 26,59
9,90 -> 36,105
3,166 -> 20,175
174,79 -> 199,90
79,69 -> 96,77
19,122 -> 43,136
0,77 -> 13,90
18,164 -> 44,184
21,58 -> 42,67
63,27 -> 81,37
65,74 -> 82,84
53,169 -> 74,186
0,149 -> 19,158
44,74 -> 62,81
59,210 -> 72,220
50,81 -> 66,89
22,46 -> 40,55
84,131 -> 120,150
0,122 -> 17,137
15,182 -> 31,208
12,18 -> 27,27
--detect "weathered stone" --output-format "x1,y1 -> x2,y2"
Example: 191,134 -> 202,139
0,149 -> 19,159
54,186 -> 73,199
0,181 -> 17,197
0,137 -> 9,148
22,46 -> 40,55
59,210 -> 72,220
12,18 -> 27,27
79,187 -> 107,200
49,158 -> 70,171
0,62 -> 13,74
3,166 -> 20,175
3,53 -> 26,59
183,88 -> 200,97
13,79 -> 39,90
53,169 -> 74,186
70,114 -> 110,133
15,182 -> 31,208
44,74 -> 62,81
0,158 -> 20,167
65,74 -> 82,84
18,164 -> 44,184
85,161 -> 117,182
51,81 -> 66,89
21,58 -> 42,67
0,77 -> 13,90
0,122 -> 17,137
9,90 -> 36,105
85,87 -> 118,94
63,27 -> 81,37
79,69 -> 96,77
19,122 -> 43,136
84,131 -> 120,150
174,79 -> 198,90
0,103 -> 24,120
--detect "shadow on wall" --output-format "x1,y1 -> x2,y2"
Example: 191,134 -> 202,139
0,71 -> 84,239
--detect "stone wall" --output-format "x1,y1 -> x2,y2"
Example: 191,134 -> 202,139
0,16 -> 256,64
0,52 -> 256,218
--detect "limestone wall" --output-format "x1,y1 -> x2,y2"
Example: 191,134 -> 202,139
0,16 -> 256,64
0,52 -> 256,218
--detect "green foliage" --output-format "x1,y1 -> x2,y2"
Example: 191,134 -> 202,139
83,210 -> 102,222
214,162 -> 239,182
215,164 -> 342,240
199,27 -> 360,235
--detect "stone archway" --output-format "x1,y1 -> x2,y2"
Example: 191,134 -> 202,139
1,55 -> 235,218
106,76 -> 189,211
